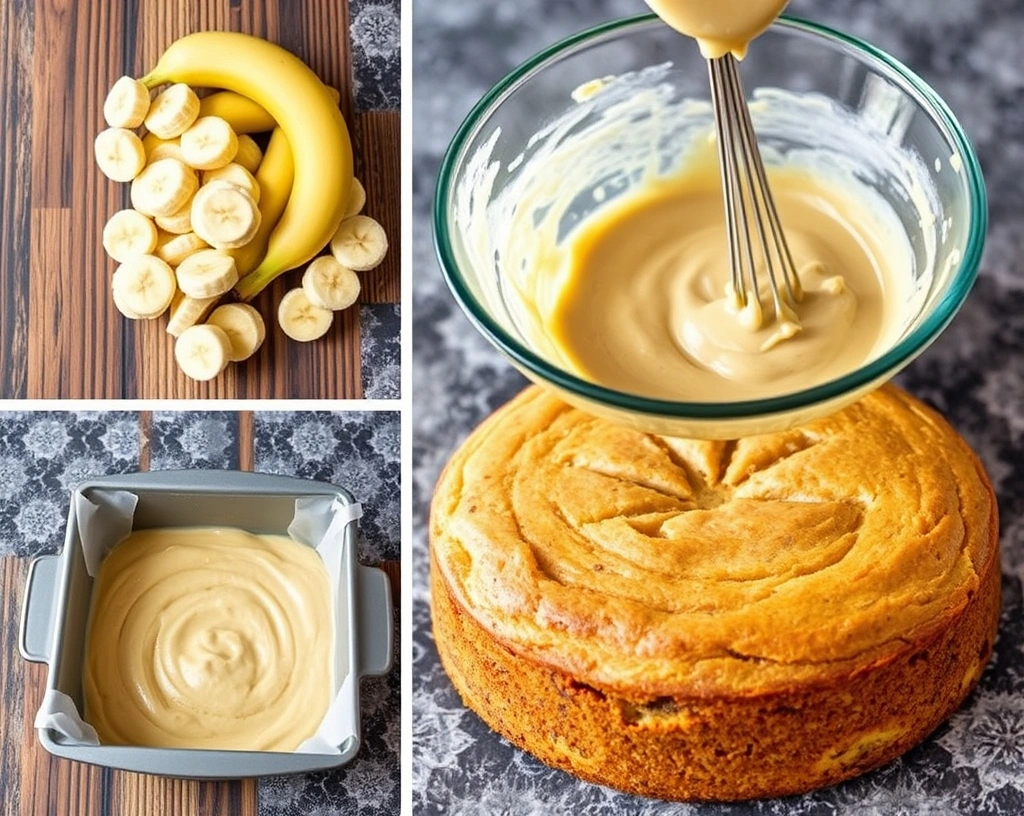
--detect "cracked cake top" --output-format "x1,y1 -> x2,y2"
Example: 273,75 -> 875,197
430,384 -> 997,697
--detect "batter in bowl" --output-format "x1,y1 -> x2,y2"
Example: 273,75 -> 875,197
544,150 -> 911,402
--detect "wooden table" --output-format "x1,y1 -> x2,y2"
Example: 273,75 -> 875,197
0,410 -> 401,816
0,0 -> 400,399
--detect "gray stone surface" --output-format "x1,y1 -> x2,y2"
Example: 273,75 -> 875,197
412,1 -> 1024,813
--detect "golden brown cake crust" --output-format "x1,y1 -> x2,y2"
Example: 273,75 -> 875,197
429,385 -> 1001,800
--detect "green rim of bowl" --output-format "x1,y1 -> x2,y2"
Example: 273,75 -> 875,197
433,13 -> 988,421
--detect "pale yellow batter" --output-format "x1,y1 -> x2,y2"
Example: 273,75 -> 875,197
545,155 -> 908,401
83,527 -> 333,751
646,0 -> 790,59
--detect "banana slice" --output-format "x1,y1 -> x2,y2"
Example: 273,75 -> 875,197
94,128 -> 147,182
329,215 -> 388,271
154,193 -> 196,234
343,177 -> 366,219
145,83 -> 200,139
191,182 -> 261,249
234,134 -> 263,174
130,158 -> 198,217
111,255 -> 177,319
302,256 -> 360,311
166,290 -> 220,337
206,303 -> 266,361
202,163 -> 260,203
174,324 -> 232,381
102,209 -> 159,263
175,249 -> 239,298
155,231 -> 209,266
180,116 -> 239,170
103,76 -> 151,128
145,136 -> 185,165
277,287 -> 333,342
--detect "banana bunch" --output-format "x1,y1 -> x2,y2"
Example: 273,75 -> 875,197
95,31 -> 390,382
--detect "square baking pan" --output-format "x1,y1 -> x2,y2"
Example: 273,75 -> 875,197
18,470 -> 393,778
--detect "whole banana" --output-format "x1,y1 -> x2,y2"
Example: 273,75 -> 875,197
199,85 -> 340,134
141,32 -> 353,300
198,91 -> 276,134
230,127 -> 295,280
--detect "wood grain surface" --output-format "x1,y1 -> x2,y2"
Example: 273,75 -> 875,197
0,410 -> 402,816
0,0 -> 400,399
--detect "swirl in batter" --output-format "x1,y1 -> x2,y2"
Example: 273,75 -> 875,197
83,527 -> 333,751
544,156 -> 909,402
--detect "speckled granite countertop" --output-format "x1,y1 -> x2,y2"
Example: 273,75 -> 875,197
412,1 -> 1024,813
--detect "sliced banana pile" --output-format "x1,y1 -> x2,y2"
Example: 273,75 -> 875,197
95,34 -> 390,383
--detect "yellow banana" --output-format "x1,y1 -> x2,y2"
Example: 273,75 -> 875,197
199,84 -> 340,135
228,127 -> 294,276
197,91 -> 275,134
141,32 -> 352,301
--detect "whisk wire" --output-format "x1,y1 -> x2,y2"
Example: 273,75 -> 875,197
735,64 -> 803,305
726,61 -> 785,320
708,58 -> 755,308
708,55 -> 802,324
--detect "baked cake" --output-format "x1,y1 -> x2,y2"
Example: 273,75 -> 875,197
429,385 -> 1000,800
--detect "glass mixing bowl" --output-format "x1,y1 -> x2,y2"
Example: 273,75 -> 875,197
434,14 -> 986,439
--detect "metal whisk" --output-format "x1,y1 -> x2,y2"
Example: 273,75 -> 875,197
708,55 -> 802,327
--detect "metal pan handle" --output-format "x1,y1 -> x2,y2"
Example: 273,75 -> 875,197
19,555 -> 60,664
356,565 -> 393,677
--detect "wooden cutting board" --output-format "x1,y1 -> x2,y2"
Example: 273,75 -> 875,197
0,410 -> 401,816
0,0 -> 400,399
